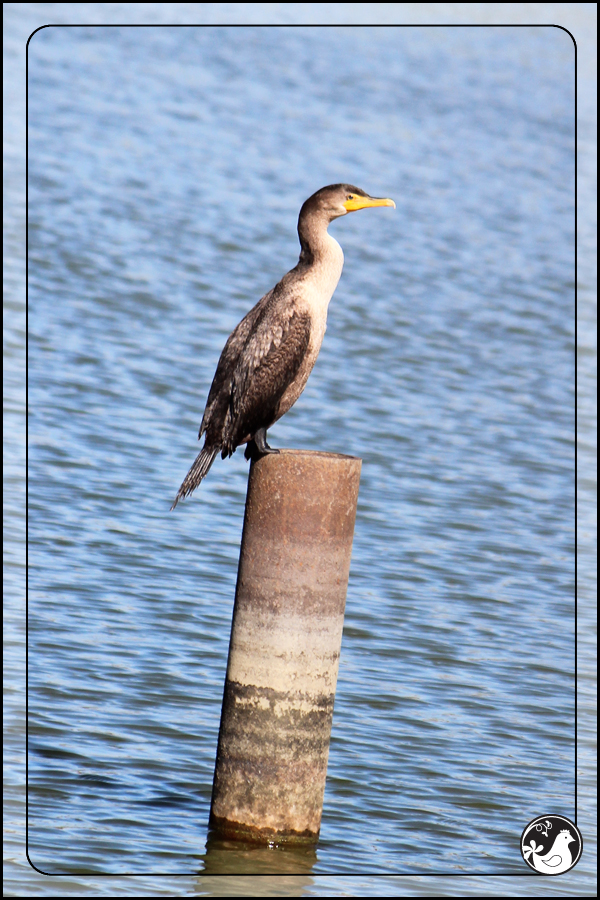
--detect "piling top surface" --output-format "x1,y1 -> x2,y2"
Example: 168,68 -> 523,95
273,448 -> 361,461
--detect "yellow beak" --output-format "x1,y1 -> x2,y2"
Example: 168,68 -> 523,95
343,195 -> 396,212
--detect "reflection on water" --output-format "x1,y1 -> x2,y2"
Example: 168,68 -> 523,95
195,875 -> 314,899
5,9 -> 591,895
201,835 -> 317,877
196,837 -> 316,896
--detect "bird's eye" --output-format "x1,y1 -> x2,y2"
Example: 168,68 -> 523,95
347,194 -> 354,200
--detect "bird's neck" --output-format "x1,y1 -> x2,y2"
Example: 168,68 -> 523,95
297,212 -> 344,292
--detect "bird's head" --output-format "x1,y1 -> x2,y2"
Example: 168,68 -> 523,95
301,183 -> 395,223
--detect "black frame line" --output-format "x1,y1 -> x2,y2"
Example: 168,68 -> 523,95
25,20 -> 579,879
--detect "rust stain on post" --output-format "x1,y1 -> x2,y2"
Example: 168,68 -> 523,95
209,449 -> 361,844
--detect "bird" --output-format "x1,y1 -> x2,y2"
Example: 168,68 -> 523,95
171,183 -> 395,508
524,829 -> 575,875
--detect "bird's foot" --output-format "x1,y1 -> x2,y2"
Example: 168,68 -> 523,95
254,427 -> 279,455
245,428 -> 280,461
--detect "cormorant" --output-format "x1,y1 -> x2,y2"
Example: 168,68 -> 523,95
172,183 -> 395,507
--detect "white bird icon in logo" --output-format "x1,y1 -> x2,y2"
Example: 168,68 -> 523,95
523,829 -> 575,875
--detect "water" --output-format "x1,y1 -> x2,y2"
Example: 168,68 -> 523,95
5,5 -> 596,896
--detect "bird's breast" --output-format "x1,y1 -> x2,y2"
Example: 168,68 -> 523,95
273,237 -> 344,422
298,235 -> 343,317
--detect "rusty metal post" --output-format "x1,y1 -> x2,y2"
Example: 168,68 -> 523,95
209,449 -> 361,844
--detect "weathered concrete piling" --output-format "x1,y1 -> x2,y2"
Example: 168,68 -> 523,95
209,449 -> 361,844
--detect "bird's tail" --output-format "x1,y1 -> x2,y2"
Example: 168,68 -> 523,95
171,445 -> 219,509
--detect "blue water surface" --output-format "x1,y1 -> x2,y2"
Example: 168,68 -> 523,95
4,5 -> 595,897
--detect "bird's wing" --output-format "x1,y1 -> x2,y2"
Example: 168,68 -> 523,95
538,854 -> 563,868
199,297 -> 267,441
223,306 -> 312,454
